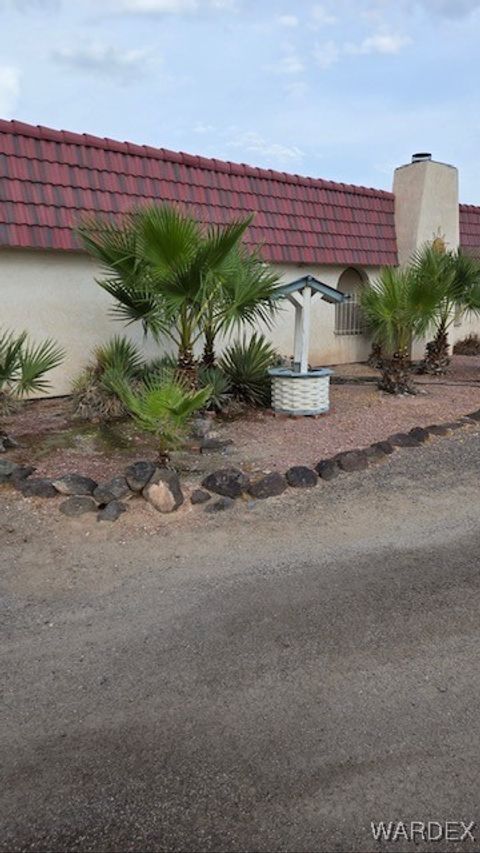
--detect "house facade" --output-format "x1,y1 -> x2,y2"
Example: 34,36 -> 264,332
1,119 -> 480,395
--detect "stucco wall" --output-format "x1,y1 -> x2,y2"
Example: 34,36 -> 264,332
1,249 -> 383,396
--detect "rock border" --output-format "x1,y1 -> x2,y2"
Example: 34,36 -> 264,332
0,410 -> 479,521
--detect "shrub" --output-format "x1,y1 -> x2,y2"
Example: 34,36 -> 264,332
453,333 -> 480,355
198,366 -> 232,413
0,329 -> 64,415
220,333 -> 277,407
72,335 -> 144,421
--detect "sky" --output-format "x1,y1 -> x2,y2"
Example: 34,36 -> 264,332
1,0 -> 480,200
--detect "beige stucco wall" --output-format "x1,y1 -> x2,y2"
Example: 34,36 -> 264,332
1,248 -> 384,396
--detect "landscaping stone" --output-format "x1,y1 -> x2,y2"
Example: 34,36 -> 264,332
442,420 -> 465,430
0,459 -> 20,477
200,437 -> 234,453
1,434 -> 19,449
190,489 -> 211,505
408,427 -> 430,443
371,440 -> 395,455
191,417 -> 212,439
97,500 -> 127,522
10,465 -> 36,485
315,459 -> 340,480
19,478 -> 58,498
201,467 -> 249,498
285,466 -> 318,488
336,450 -> 368,472
364,445 -> 386,462
388,432 -> 421,448
143,469 -> 184,513
248,472 -> 288,499
426,424 -> 449,436
125,460 -> 156,491
204,496 -> 234,513
52,473 -> 98,496
59,496 -> 97,517
466,409 -> 480,421
93,476 -> 131,504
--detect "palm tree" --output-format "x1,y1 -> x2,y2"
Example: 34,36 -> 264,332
411,245 -> 480,374
0,329 -> 64,415
78,205 -> 279,381
361,267 -> 440,394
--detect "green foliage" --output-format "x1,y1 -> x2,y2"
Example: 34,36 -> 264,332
110,370 -> 211,453
220,333 -> 277,407
0,328 -> 64,412
72,335 -> 144,421
78,204 -> 279,369
410,245 -> 480,331
453,333 -> 480,355
198,365 -> 232,412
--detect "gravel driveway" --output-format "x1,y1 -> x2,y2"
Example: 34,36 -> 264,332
1,427 -> 480,852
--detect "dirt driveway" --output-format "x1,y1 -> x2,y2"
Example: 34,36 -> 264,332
1,427 -> 480,852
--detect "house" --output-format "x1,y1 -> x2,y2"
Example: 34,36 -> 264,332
1,118 -> 480,395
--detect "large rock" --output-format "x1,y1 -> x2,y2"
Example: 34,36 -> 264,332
97,500 -> 127,522
336,450 -> 368,472
370,440 -> 394,455
408,427 -> 430,443
0,459 -> 20,478
52,474 -> 98,496
248,472 -> 288,499
388,432 -> 421,448
204,496 -> 235,513
285,466 -> 318,488
190,489 -> 211,505
59,496 -> 97,517
143,469 -> 184,513
10,465 -> 36,485
125,460 -> 156,492
425,424 -> 449,436
315,459 -> 340,480
201,467 -> 249,498
19,478 -> 58,498
93,476 -> 131,504
364,445 -> 386,463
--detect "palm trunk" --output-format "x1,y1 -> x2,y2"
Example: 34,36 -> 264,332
177,345 -> 197,388
378,349 -> 415,394
419,318 -> 450,375
202,327 -> 216,368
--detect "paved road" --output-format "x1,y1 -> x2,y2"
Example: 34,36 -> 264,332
1,428 -> 480,852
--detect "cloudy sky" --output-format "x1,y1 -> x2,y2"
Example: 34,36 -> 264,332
1,0 -> 480,200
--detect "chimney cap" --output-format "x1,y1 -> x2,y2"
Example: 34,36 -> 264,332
412,152 -> 432,163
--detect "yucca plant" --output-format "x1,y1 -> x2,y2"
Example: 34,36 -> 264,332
361,266 -> 441,394
220,333 -> 278,407
71,335 -> 145,421
0,329 -> 64,415
198,365 -> 232,412
109,370 -> 211,463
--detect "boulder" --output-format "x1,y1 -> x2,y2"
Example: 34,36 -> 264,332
59,496 -> 97,517
315,459 -> 340,480
388,432 -> 421,448
204,496 -> 235,513
201,467 -> 249,498
364,445 -> 386,463
336,450 -> 368,472
200,437 -> 234,453
467,409 -> 480,422
97,500 -> 127,522
10,465 -> 36,485
143,469 -> 184,513
426,424 -> 449,436
190,489 -> 212,505
370,440 -> 395,455
285,466 -> 318,488
248,472 -> 288,499
19,478 -> 58,498
408,427 -> 430,443
93,476 -> 131,504
0,459 -> 20,478
125,460 -> 156,492
52,473 -> 98,496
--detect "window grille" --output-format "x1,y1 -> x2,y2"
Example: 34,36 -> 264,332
334,293 -> 366,336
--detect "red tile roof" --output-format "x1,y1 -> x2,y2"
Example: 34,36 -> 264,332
460,204 -> 480,259
0,119 -> 400,265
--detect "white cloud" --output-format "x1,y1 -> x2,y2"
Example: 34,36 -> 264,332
52,44 -> 151,83
311,4 -> 337,26
226,131 -> 304,164
277,14 -> 299,27
346,32 -> 412,55
313,39 -> 340,68
113,0 -> 235,12
277,52 -> 305,74
0,66 -> 20,116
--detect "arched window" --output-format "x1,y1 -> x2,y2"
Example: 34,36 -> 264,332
334,268 -> 367,336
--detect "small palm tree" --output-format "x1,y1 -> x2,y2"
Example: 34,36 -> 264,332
361,267 -> 440,394
0,329 -> 64,415
411,245 -> 480,374
78,205 -> 279,383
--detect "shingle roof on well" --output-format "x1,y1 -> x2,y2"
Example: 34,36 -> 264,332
0,119 -> 400,265
460,204 -> 480,259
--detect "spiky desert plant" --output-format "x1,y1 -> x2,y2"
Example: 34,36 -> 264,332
0,329 -> 64,415
220,333 -> 278,407
71,335 -> 144,421
198,365 -> 232,412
